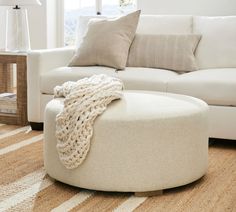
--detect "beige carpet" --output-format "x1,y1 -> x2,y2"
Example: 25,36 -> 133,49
0,124 -> 235,212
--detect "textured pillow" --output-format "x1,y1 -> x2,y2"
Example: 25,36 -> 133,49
75,15 -> 107,48
69,10 -> 141,70
127,34 -> 201,72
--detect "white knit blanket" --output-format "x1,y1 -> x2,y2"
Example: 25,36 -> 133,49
54,74 -> 124,169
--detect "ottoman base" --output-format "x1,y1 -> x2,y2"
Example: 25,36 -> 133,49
44,91 -> 209,194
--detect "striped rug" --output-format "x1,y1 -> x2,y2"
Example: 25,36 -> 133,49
0,124 -> 236,212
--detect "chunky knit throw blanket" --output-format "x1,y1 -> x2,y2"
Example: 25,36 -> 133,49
54,74 -> 124,169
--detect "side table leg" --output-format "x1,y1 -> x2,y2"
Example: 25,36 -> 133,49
0,64 -> 4,92
16,56 -> 28,125
7,64 -> 14,93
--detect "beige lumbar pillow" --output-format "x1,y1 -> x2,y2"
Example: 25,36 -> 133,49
69,10 -> 141,70
127,34 -> 201,72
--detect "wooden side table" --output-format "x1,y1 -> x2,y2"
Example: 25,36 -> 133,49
0,52 -> 28,125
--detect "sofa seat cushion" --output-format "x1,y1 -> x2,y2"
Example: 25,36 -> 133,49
116,67 -> 179,91
167,68 -> 236,106
40,66 -> 179,94
40,66 -> 117,94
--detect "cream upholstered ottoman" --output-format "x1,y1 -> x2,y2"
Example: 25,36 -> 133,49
44,91 -> 209,196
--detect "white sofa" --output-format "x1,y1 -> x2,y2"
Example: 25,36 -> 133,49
27,15 -> 236,140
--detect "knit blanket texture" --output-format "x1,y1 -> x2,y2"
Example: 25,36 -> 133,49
54,74 -> 123,169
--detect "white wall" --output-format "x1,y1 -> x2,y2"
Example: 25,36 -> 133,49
0,8 -> 7,50
46,0 -> 57,48
27,0 -> 61,49
137,0 -> 236,16
27,0 -> 48,49
46,0 -> 64,48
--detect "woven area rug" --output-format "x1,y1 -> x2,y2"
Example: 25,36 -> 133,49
0,124 -> 236,212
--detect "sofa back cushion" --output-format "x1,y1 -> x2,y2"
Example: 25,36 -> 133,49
75,15 -> 193,47
127,34 -> 201,72
136,15 -> 193,34
194,16 -> 236,69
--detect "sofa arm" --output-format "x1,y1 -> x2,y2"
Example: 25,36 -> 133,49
27,47 -> 75,123
27,47 -> 75,74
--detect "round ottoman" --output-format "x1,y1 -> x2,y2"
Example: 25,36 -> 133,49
44,91 -> 209,196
